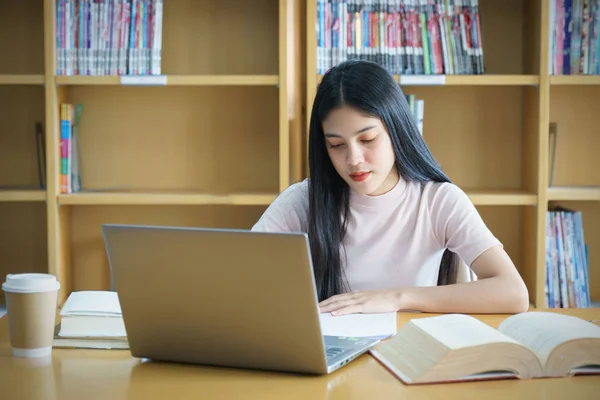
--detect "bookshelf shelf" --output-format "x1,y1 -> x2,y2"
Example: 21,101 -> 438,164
58,192 -> 278,206
395,75 -> 540,86
426,75 -> 540,86
0,75 -> 45,85
466,190 -> 537,206
316,74 -> 540,86
56,75 -> 280,86
167,75 -> 279,86
547,187 -> 600,202
0,190 -> 46,202
550,76 -> 600,86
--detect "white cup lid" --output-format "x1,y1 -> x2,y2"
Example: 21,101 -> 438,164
1,273 -> 60,294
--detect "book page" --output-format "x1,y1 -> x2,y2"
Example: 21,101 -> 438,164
498,312 -> 600,365
319,312 -> 397,339
410,314 -> 522,349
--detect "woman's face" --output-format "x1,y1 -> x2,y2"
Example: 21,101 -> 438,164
322,106 -> 399,196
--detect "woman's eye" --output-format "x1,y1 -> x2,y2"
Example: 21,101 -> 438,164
362,137 -> 376,144
328,142 -> 344,148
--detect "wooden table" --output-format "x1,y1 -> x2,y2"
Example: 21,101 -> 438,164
1,308 -> 599,399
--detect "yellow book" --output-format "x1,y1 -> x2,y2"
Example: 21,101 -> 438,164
369,311 -> 600,384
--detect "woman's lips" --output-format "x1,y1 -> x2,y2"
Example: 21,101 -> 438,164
349,172 -> 371,182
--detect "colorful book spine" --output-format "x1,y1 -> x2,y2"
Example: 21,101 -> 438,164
59,104 -> 85,194
55,0 -> 162,76
545,209 -> 592,308
550,0 -> 600,75
60,104 -> 72,194
316,0 -> 485,75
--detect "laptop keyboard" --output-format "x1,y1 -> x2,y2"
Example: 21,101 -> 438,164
325,346 -> 346,360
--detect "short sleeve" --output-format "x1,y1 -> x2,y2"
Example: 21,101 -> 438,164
429,183 -> 502,266
251,179 -> 310,233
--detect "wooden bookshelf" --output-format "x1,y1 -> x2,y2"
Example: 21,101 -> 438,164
547,80 -> 600,305
2,0 -> 597,311
306,0 -> 599,309
0,0 -> 302,305
0,0 -> 47,305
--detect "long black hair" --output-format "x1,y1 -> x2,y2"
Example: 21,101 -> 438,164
308,60 -> 460,302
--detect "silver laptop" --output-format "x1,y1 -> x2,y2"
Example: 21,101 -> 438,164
101,224 -> 380,374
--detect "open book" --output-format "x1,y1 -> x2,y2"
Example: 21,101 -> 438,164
369,311 -> 600,384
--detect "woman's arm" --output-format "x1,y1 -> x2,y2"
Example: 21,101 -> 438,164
400,245 -> 530,314
318,246 -> 530,315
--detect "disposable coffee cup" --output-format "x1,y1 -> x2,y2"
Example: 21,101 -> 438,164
1,273 -> 60,358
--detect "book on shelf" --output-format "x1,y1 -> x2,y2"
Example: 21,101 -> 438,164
316,0 -> 484,76
35,122 -> 46,189
0,122 -> 47,192
546,206 -> 592,308
58,101 -> 131,195
548,0 -> 600,75
56,0 -> 163,76
54,290 -> 128,350
60,103 -> 84,194
405,94 -> 424,135
548,122 -> 558,186
369,311 -> 600,385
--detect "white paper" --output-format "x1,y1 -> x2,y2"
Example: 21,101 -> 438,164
120,75 -> 167,86
399,75 -> 446,86
319,312 -> 397,339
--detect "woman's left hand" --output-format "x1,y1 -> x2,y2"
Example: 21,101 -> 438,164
318,289 -> 403,316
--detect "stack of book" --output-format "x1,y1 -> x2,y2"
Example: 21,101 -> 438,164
316,0 -> 485,75
545,207 -> 592,308
54,290 -> 128,350
548,0 -> 600,75
56,0 -> 164,76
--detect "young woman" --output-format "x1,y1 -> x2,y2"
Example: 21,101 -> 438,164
252,60 -> 529,316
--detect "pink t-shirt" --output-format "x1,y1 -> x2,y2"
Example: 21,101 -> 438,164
251,178 -> 502,290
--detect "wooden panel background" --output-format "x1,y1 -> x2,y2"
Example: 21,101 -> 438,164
405,86 -> 525,190
161,0 -> 279,75
478,0 -> 530,74
0,202 -> 47,305
0,0 -> 44,74
0,86 -> 46,187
